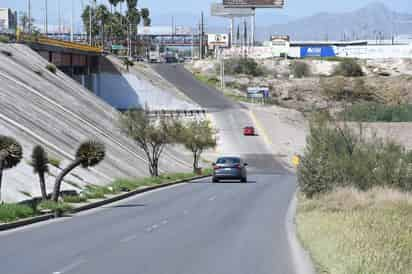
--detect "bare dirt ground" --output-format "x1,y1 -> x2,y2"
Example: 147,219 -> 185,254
187,58 -> 412,160
188,58 -> 412,113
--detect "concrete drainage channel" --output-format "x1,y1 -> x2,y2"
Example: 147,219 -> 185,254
0,175 -> 211,232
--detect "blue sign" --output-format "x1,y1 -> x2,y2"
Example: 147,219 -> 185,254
300,46 -> 336,58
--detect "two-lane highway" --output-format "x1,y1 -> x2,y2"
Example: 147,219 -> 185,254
0,64 -> 297,274
0,174 -> 295,274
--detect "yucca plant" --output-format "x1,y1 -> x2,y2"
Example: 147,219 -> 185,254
31,145 -> 49,200
52,141 -> 105,202
0,136 -> 23,202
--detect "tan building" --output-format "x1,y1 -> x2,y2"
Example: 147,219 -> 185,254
0,8 -> 17,33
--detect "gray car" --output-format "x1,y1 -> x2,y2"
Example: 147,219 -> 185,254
212,157 -> 248,183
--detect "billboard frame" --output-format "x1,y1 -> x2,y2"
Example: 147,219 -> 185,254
222,0 -> 285,8
211,3 -> 255,17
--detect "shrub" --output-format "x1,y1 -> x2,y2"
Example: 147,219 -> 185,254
38,201 -> 72,212
340,103 -> 412,122
0,203 -> 35,223
333,59 -> 364,77
320,77 -> 374,101
223,58 -> 264,76
83,185 -> 111,199
45,64 -> 57,74
0,35 -> 10,43
62,194 -> 87,203
48,157 -> 61,168
110,179 -> 141,192
298,115 -> 412,198
291,61 -> 311,78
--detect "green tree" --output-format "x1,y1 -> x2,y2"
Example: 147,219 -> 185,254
181,120 -> 217,173
81,5 -> 99,45
31,145 -> 49,200
0,136 -> 23,202
52,141 -> 105,202
120,110 -> 182,177
96,4 -> 110,47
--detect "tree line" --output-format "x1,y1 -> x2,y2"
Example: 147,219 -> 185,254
81,0 -> 151,53
0,111 -> 216,203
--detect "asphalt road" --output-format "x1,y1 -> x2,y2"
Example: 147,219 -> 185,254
0,64 -> 297,274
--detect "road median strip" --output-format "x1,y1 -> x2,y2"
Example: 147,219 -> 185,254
0,174 -> 211,232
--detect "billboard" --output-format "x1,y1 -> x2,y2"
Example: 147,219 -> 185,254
208,34 -> 229,49
223,0 -> 285,8
300,46 -> 336,58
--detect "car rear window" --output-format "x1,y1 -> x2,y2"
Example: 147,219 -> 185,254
217,158 -> 240,164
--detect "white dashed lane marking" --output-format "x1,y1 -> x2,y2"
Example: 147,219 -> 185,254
53,259 -> 85,274
120,235 -> 137,243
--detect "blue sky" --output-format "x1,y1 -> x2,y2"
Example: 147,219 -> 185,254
2,0 -> 411,29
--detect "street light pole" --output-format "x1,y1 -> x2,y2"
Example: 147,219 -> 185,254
45,0 -> 48,35
89,0 -> 92,45
70,0 -> 74,42
27,0 -> 31,33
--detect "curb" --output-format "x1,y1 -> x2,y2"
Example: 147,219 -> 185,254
286,191 -> 316,274
0,214 -> 55,232
0,175 -> 211,232
71,175 -> 211,213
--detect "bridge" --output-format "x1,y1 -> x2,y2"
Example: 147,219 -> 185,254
17,34 -> 103,77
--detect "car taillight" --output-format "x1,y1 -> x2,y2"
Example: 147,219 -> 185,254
234,164 -> 241,169
213,166 -> 220,170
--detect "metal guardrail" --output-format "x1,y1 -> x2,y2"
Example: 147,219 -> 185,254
118,109 -> 208,117
19,34 -> 103,53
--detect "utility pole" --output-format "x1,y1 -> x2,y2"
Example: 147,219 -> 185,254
44,0 -> 48,35
191,29 -> 194,62
220,48 -> 225,89
251,9 -> 255,47
230,17 -> 234,48
27,0 -> 31,33
89,0 -> 93,45
58,0 -> 61,35
70,0 -> 74,42
200,12 -> 204,59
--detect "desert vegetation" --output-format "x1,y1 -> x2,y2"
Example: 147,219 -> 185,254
296,112 -> 412,273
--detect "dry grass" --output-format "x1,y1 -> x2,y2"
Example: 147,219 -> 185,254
297,187 -> 412,274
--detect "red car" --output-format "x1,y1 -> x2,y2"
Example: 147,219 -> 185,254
243,126 -> 255,136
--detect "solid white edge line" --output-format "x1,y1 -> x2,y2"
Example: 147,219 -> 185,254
286,191 -> 316,274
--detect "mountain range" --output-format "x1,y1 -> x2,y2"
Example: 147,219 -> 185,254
151,2 -> 412,41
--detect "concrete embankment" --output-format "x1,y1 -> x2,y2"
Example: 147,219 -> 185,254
0,43 -> 192,202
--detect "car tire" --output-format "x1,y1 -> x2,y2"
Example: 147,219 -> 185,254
212,178 -> 219,183
241,177 -> 247,183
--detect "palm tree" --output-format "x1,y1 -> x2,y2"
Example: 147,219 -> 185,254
96,4 -> 110,47
0,136 -> 23,202
141,8 -> 151,26
108,0 -> 120,13
52,141 -> 105,202
31,145 -> 49,200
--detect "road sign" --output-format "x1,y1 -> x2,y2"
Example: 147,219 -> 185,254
223,0 -> 285,8
292,155 -> 300,167
112,44 -> 125,50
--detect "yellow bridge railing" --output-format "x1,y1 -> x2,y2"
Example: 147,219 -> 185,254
19,34 -> 103,54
